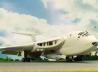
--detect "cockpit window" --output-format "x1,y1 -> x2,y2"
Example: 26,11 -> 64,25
78,31 -> 89,37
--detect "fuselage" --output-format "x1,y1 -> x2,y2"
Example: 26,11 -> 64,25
12,31 -> 98,56
59,31 -> 98,55
34,31 -> 98,56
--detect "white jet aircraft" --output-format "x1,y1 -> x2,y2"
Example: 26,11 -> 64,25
1,31 -> 98,62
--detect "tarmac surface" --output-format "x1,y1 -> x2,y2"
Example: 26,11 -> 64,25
0,61 -> 98,70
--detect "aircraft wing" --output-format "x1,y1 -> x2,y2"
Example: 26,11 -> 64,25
0,44 -> 34,55
0,35 -> 65,55
0,44 -> 34,51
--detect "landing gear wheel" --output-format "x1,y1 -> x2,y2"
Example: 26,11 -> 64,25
66,55 -> 83,62
22,58 -> 31,62
74,55 -> 83,61
21,50 -> 31,62
66,56 -> 74,62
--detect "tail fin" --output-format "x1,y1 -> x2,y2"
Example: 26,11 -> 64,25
12,31 -> 37,42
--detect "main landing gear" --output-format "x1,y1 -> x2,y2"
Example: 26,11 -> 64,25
22,50 -> 31,62
21,50 -> 42,62
66,55 -> 83,62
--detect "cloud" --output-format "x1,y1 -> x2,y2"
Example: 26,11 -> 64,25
0,8 -> 51,46
0,8 -> 48,33
0,0 -> 98,47
82,0 -> 98,9
0,8 -> 72,45
41,0 -> 66,9
1,0 -> 95,37
0,8 -> 67,37
41,0 -> 49,8
41,0 -> 98,36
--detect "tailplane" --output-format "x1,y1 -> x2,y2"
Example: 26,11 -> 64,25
12,31 -> 37,42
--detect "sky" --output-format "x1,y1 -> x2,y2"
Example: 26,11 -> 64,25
0,0 -> 98,59
0,0 -> 97,36
0,0 -> 51,59
42,0 -> 98,34
0,0 -> 49,20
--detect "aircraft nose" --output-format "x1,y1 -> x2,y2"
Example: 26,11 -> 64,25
92,42 -> 98,46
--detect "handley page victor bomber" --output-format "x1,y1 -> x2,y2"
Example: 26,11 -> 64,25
0,31 -> 98,62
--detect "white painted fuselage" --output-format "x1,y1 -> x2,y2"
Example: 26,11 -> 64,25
34,31 -> 98,56
59,31 -> 98,55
